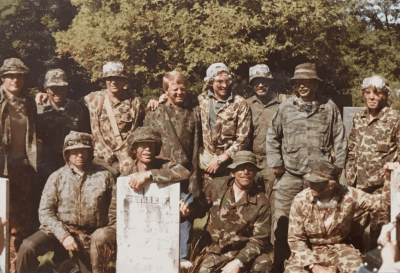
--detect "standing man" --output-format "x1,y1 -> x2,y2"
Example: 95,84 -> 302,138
0,58 -> 37,271
84,61 -> 145,174
143,70 -> 201,267
345,75 -> 400,248
37,68 -> 90,178
198,62 -> 251,198
266,63 -> 347,272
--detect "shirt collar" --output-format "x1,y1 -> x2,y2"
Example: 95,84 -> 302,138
43,98 -> 70,111
361,104 -> 390,120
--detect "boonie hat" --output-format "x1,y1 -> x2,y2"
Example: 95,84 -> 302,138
0,58 -> 30,76
204,63 -> 231,83
227,151 -> 263,171
63,131 -> 94,152
304,160 -> 339,183
101,61 -> 128,79
249,64 -> 273,82
291,63 -> 322,81
44,69 -> 68,88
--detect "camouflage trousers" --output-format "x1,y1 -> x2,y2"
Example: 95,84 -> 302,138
16,227 -> 116,273
272,171 -> 307,273
6,162 -> 37,271
284,244 -> 362,273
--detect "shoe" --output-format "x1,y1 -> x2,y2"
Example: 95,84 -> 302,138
180,260 -> 193,269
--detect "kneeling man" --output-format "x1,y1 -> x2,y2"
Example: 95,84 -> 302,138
17,131 -> 116,273
285,160 -> 390,273
192,151 -> 272,273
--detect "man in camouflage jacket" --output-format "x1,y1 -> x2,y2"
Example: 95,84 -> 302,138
285,160 -> 390,273
345,75 -> 399,248
198,63 -> 251,197
84,61 -> 145,174
143,71 -> 201,265
191,151 -> 272,273
266,63 -> 346,272
17,131 -> 116,273
0,58 -> 37,271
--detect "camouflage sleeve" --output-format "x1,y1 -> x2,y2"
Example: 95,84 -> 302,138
355,177 -> 391,213
331,104 -> 347,169
345,116 -> 358,181
235,202 -> 271,265
107,182 -> 117,228
38,172 -> 69,242
151,162 -> 190,183
266,108 -> 283,168
224,100 -> 251,158
287,196 -> 318,268
189,107 -> 202,197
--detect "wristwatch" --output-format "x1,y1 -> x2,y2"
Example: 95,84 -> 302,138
217,157 -> 222,165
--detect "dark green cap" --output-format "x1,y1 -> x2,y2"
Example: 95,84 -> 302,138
304,160 -> 339,183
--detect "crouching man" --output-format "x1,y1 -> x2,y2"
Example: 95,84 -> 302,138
16,131 -> 116,273
191,151 -> 273,273
285,160 -> 391,273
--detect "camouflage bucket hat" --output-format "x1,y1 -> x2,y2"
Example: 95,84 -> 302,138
291,63 -> 322,81
63,131 -> 94,152
249,64 -> 273,82
101,61 -> 128,79
204,62 -> 231,83
227,151 -> 263,171
304,160 -> 339,183
44,69 -> 68,88
127,127 -> 162,155
0,58 -> 30,76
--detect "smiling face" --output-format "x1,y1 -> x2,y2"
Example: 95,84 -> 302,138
47,86 -> 68,106
211,72 -> 231,100
251,78 -> 272,96
165,81 -> 187,106
1,73 -> 25,96
293,79 -> 319,101
233,163 -> 258,190
363,88 -> 388,113
105,76 -> 128,94
133,142 -> 157,164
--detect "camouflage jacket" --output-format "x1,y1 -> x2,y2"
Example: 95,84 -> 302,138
144,101 -> 201,197
202,176 -> 270,266
0,86 -> 37,173
84,89 -> 145,166
345,105 -> 400,190
107,158 -> 190,226
39,162 -> 115,242
37,99 -> 90,173
288,180 -> 390,268
246,94 -> 280,165
197,91 -> 251,158
266,94 -> 347,175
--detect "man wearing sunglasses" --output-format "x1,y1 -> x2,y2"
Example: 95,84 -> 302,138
266,63 -> 346,272
345,75 -> 400,250
285,159 -> 390,273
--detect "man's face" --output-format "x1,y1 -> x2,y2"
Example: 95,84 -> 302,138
233,163 -> 257,190
105,76 -> 128,93
166,81 -> 186,106
2,73 -> 25,96
47,86 -> 68,105
293,79 -> 319,100
363,88 -> 388,112
68,148 -> 89,169
211,72 -> 231,100
252,78 -> 271,96
134,142 -> 157,164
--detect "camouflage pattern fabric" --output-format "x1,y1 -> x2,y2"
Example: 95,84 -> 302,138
0,58 -> 29,75
286,180 -> 390,271
39,162 -> 115,242
37,99 -> 90,176
192,176 -> 271,271
84,89 -> 145,172
144,101 -> 201,197
43,68 -> 68,87
197,91 -> 251,159
345,105 -> 400,190
266,94 -> 347,175
284,244 -> 362,273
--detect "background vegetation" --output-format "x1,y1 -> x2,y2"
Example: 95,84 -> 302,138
1,0 -> 400,106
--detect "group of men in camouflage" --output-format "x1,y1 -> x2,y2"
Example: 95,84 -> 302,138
0,56 -> 397,273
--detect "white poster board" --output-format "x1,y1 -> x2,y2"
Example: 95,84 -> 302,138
116,177 -> 180,273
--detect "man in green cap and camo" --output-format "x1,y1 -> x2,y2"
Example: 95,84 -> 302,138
266,63 -> 347,272
0,58 -> 37,271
